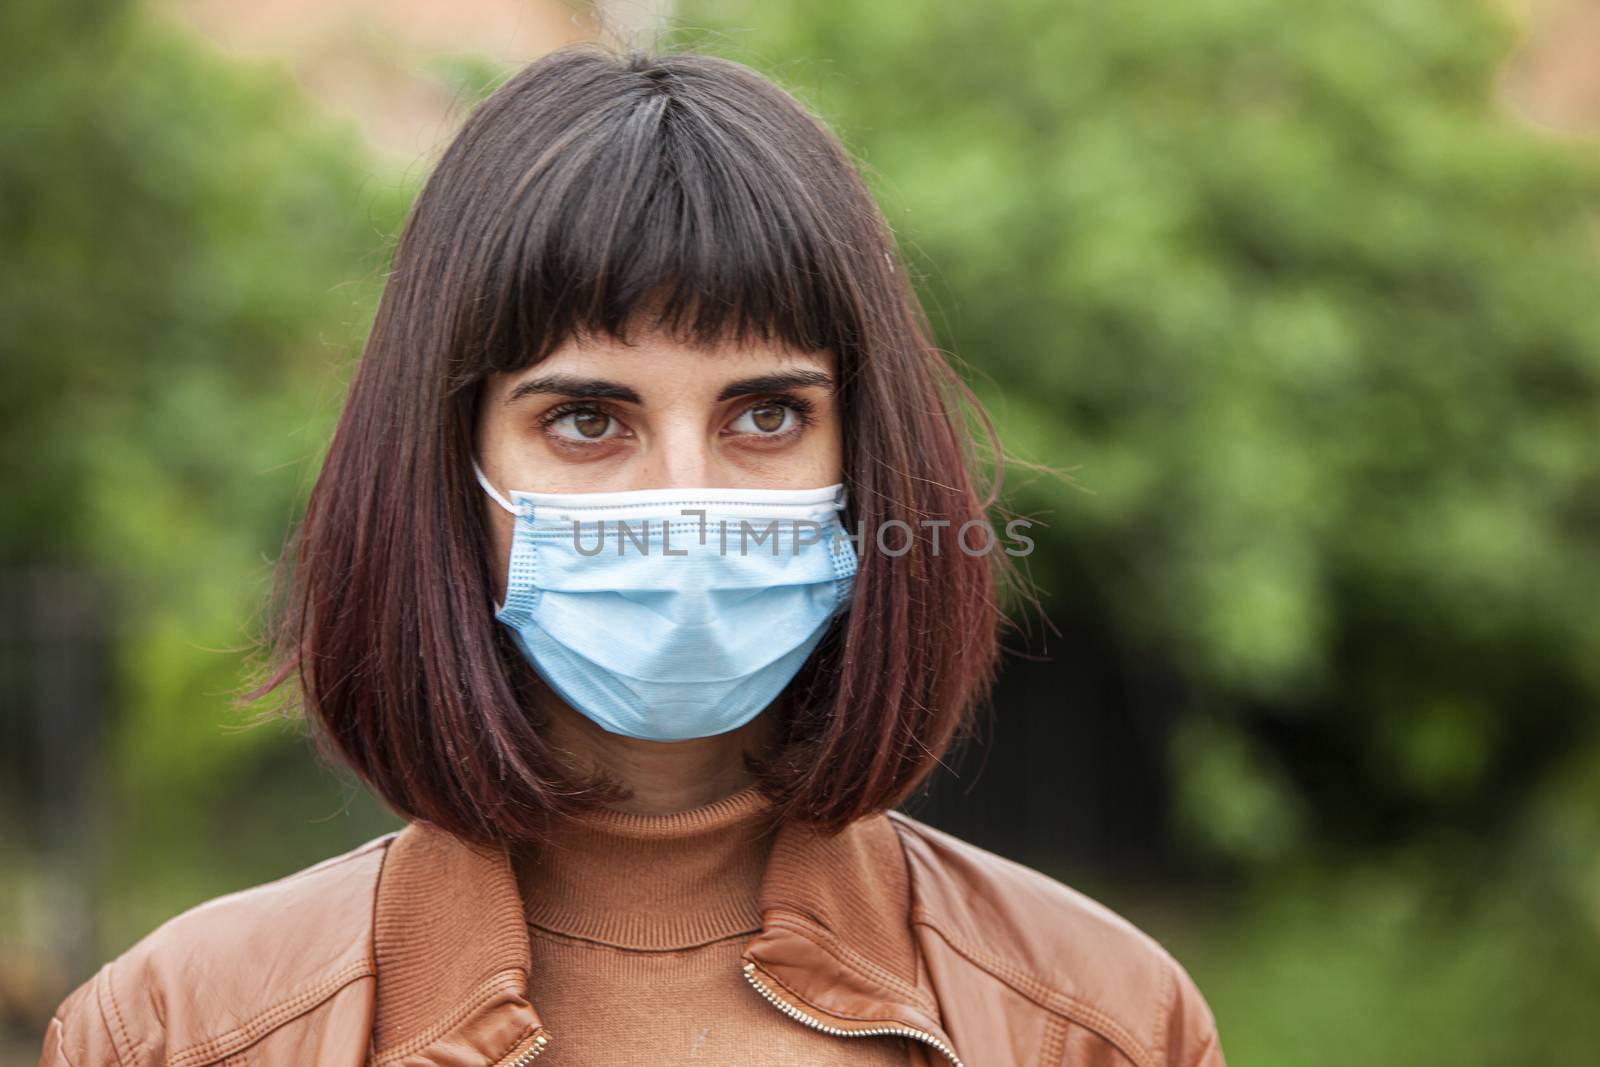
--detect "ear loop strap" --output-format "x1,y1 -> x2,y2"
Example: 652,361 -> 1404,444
472,459 -> 519,515
474,458 -> 521,618
479,459 -> 846,517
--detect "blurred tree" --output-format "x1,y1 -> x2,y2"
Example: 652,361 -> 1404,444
674,0 -> 1600,879
0,0 -> 407,963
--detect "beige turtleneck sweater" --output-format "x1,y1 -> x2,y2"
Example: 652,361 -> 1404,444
512,783 -> 911,1065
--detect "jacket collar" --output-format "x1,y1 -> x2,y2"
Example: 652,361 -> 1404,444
370,808 -> 959,1065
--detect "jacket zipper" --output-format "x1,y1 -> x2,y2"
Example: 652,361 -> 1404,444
492,1029 -> 549,1066
742,962 -> 965,1067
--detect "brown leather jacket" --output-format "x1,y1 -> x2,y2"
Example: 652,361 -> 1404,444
38,807 -> 1224,1067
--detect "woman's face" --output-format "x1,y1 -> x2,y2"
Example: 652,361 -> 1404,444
475,331 -> 843,600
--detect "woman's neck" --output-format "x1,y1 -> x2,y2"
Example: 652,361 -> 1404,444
538,691 -> 782,814
514,781 -> 777,950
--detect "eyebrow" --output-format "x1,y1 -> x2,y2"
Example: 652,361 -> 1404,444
505,375 -> 643,405
714,370 -> 834,402
505,369 -> 835,405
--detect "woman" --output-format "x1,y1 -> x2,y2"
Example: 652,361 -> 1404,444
39,46 -> 1223,1067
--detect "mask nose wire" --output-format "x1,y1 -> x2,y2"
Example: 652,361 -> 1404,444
472,459 -> 519,516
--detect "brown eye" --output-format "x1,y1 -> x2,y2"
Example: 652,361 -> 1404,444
733,402 -> 795,436
548,408 -> 620,442
573,411 -> 610,439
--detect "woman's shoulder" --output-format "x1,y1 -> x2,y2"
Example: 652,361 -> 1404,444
885,810 -> 1222,1066
40,832 -> 397,1067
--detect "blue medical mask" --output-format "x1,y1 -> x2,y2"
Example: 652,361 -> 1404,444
473,462 -> 858,741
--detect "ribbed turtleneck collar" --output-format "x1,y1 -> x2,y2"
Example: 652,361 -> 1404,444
512,783 -> 780,951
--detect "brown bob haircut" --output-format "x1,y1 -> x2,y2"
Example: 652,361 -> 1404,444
254,45 -> 1009,848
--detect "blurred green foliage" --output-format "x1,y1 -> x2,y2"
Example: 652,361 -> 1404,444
4,0 -> 1600,1063
0,0 -> 408,947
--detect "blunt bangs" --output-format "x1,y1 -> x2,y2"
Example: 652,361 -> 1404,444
252,45 -> 1009,849
437,48 -> 869,387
